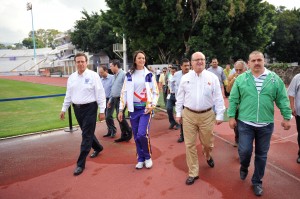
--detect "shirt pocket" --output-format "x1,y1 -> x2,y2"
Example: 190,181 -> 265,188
203,83 -> 213,97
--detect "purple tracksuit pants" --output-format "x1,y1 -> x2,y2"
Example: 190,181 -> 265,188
129,106 -> 152,162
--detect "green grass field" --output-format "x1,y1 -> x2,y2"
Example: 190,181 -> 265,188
0,79 -> 77,138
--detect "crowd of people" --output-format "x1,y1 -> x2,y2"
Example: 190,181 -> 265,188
60,50 -> 299,197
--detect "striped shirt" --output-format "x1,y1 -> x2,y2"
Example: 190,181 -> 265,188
243,69 -> 270,127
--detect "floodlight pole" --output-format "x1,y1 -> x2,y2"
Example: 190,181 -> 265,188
123,34 -> 127,72
27,2 -> 37,75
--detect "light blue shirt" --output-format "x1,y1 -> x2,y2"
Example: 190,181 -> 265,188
100,74 -> 114,99
172,70 -> 183,97
110,69 -> 126,100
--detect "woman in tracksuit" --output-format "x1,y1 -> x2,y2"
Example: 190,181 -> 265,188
118,50 -> 159,169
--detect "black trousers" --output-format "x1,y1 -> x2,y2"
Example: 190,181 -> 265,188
73,102 -> 102,168
108,97 -> 132,139
105,98 -> 116,134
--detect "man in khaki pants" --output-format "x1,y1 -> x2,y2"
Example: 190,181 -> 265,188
175,52 -> 225,185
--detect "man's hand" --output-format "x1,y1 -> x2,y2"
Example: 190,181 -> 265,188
107,101 -> 111,109
144,107 -> 155,114
60,112 -> 65,120
281,119 -> 291,130
98,113 -> 105,121
118,112 -> 123,121
176,117 -> 182,124
229,118 -> 237,129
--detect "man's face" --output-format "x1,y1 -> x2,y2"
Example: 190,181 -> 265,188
171,68 -> 176,75
211,59 -> 218,68
248,53 -> 265,74
181,62 -> 190,74
75,56 -> 87,74
191,52 -> 205,74
99,68 -> 107,78
234,62 -> 245,75
110,63 -> 116,74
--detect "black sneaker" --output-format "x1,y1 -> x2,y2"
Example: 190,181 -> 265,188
240,166 -> 248,180
253,185 -> 263,196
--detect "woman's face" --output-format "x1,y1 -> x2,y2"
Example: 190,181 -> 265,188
135,53 -> 146,68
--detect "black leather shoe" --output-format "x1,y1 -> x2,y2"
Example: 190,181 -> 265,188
177,136 -> 184,143
253,185 -> 263,196
90,146 -> 103,158
73,167 -> 84,176
111,132 -> 116,138
174,124 -> 180,130
297,156 -> 300,164
169,123 -> 176,129
240,166 -> 248,180
114,137 -> 127,143
207,157 -> 214,168
185,176 -> 199,185
103,133 -> 111,137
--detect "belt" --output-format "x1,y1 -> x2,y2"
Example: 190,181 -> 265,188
185,107 -> 212,114
72,101 -> 96,109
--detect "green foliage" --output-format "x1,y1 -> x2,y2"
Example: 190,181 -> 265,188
71,10 -> 120,59
267,8 -> 300,63
105,0 -> 276,64
22,29 -> 61,49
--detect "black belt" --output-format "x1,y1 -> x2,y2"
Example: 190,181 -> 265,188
73,101 -> 96,109
185,107 -> 212,114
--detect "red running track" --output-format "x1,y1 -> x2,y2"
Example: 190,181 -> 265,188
0,76 -> 299,199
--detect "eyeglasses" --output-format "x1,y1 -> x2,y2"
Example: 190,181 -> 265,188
235,69 -> 243,72
192,58 -> 205,62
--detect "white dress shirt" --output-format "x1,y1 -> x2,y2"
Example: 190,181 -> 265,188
61,69 -> 106,113
175,70 -> 225,120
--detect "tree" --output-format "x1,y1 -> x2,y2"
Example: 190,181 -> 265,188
22,37 -> 44,49
22,29 -> 61,49
71,10 -> 120,59
267,8 -> 300,63
106,0 -> 276,64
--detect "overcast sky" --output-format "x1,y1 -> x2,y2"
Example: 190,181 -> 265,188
0,0 -> 299,44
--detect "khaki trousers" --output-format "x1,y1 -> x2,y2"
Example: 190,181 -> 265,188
182,108 -> 215,177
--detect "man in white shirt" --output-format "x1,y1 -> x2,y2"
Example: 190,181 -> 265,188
176,52 -> 225,185
287,73 -> 300,163
60,53 -> 106,176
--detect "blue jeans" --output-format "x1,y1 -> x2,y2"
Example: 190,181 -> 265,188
237,120 -> 274,185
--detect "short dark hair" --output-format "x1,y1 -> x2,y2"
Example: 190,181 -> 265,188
111,59 -> 121,68
180,58 -> 189,65
171,66 -> 178,71
74,52 -> 87,62
99,65 -> 108,72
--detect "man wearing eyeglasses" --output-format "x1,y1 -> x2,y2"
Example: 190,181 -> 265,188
175,52 -> 225,185
60,52 -> 106,176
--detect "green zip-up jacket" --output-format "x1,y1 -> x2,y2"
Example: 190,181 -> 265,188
227,70 -> 291,123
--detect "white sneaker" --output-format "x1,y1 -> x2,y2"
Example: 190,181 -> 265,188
145,158 -> 153,169
135,162 -> 144,169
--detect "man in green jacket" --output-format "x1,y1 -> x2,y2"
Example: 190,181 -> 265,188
227,51 -> 292,197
